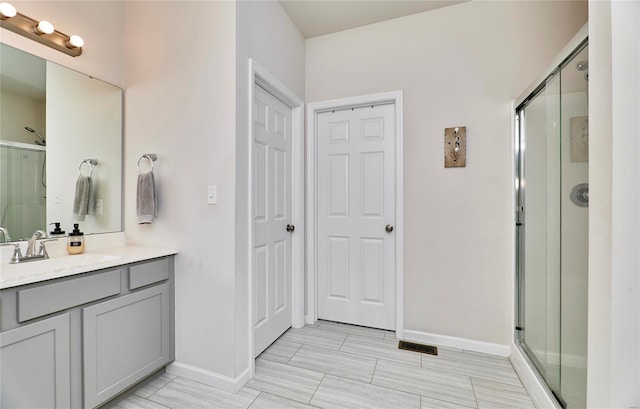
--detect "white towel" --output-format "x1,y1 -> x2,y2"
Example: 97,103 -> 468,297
72,175 -> 92,221
137,171 -> 157,224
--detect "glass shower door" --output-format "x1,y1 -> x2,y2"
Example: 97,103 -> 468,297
517,71 -> 562,402
515,41 -> 588,409
559,45 -> 589,409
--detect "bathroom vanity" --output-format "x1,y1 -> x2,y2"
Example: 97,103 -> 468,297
0,247 -> 176,408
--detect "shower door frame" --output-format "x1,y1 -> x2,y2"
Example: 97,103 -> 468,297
512,30 -> 588,409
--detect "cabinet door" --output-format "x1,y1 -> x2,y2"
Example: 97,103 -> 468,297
0,314 -> 71,408
83,283 -> 170,408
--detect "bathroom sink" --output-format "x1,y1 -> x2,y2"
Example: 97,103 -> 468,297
35,253 -> 120,270
0,253 -> 121,284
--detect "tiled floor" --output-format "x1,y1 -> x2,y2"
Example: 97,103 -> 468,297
112,321 -> 535,409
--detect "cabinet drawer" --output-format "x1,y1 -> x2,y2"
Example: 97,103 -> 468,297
17,270 -> 121,322
129,258 -> 169,290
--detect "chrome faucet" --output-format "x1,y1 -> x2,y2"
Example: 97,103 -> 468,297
0,242 -> 23,263
1,230 -> 57,264
0,227 -> 10,243
25,230 -> 48,258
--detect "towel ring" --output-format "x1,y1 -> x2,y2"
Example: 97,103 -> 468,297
78,159 -> 98,177
137,154 -> 157,174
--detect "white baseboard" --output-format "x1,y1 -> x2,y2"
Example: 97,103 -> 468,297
166,362 -> 251,393
510,344 -> 560,409
402,329 -> 511,357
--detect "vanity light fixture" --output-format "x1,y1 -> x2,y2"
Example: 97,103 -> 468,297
0,2 -> 17,18
67,34 -> 84,49
34,20 -> 54,35
0,2 -> 83,57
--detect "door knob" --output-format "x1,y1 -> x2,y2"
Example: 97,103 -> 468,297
385,224 -> 394,233
286,224 -> 295,233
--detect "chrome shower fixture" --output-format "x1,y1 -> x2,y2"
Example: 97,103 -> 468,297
576,61 -> 588,81
25,126 -> 46,146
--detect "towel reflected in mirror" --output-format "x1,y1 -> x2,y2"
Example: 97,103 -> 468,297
72,175 -> 93,221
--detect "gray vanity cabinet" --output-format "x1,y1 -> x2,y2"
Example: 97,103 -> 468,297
0,314 -> 71,408
83,283 -> 171,408
0,255 -> 175,409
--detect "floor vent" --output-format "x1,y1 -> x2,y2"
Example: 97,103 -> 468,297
398,340 -> 438,356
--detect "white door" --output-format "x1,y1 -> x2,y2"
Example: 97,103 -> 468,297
316,103 -> 396,330
253,85 -> 293,356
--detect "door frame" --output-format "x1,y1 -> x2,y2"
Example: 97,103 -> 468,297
306,91 -> 404,338
248,60 -> 305,371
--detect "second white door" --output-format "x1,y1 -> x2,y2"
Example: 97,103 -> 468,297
316,103 -> 396,330
253,85 -> 293,356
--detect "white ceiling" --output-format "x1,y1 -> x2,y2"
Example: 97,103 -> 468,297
278,0 -> 469,39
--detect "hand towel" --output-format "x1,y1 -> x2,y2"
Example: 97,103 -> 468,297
137,171 -> 157,224
72,175 -> 92,221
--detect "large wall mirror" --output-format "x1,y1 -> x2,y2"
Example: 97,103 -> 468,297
0,43 -> 123,241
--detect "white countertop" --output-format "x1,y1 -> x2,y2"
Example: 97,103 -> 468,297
0,245 -> 177,289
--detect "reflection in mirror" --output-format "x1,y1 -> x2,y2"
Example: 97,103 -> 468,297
0,43 -> 123,242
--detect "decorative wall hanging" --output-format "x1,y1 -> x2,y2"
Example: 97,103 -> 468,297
444,126 -> 466,168
570,116 -> 588,162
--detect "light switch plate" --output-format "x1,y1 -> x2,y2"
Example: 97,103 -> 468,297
207,186 -> 217,205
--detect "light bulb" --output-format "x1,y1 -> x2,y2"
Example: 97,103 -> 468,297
67,35 -> 84,48
35,20 -> 54,35
0,2 -> 17,18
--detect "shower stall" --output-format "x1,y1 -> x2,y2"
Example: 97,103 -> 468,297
0,141 -> 46,240
515,38 -> 588,408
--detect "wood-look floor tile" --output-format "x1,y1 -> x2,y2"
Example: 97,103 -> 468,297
310,375 -> 421,409
372,360 -> 477,408
281,326 -> 346,350
317,321 -> 391,339
384,332 -> 399,341
421,349 -> 521,386
111,395 -> 171,409
288,345 -> 377,383
259,339 -> 302,363
421,396 -> 477,409
247,358 -> 324,404
249,392 -> 319,409
147,377 -> 259,409
471,378 -> 535,409
134,372 -> 177,398
116,324 -> 536,409
341,335 -> 422,366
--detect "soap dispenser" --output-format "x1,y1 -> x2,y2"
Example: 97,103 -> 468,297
67,224 -> 85,255
49,222 -> 66,237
